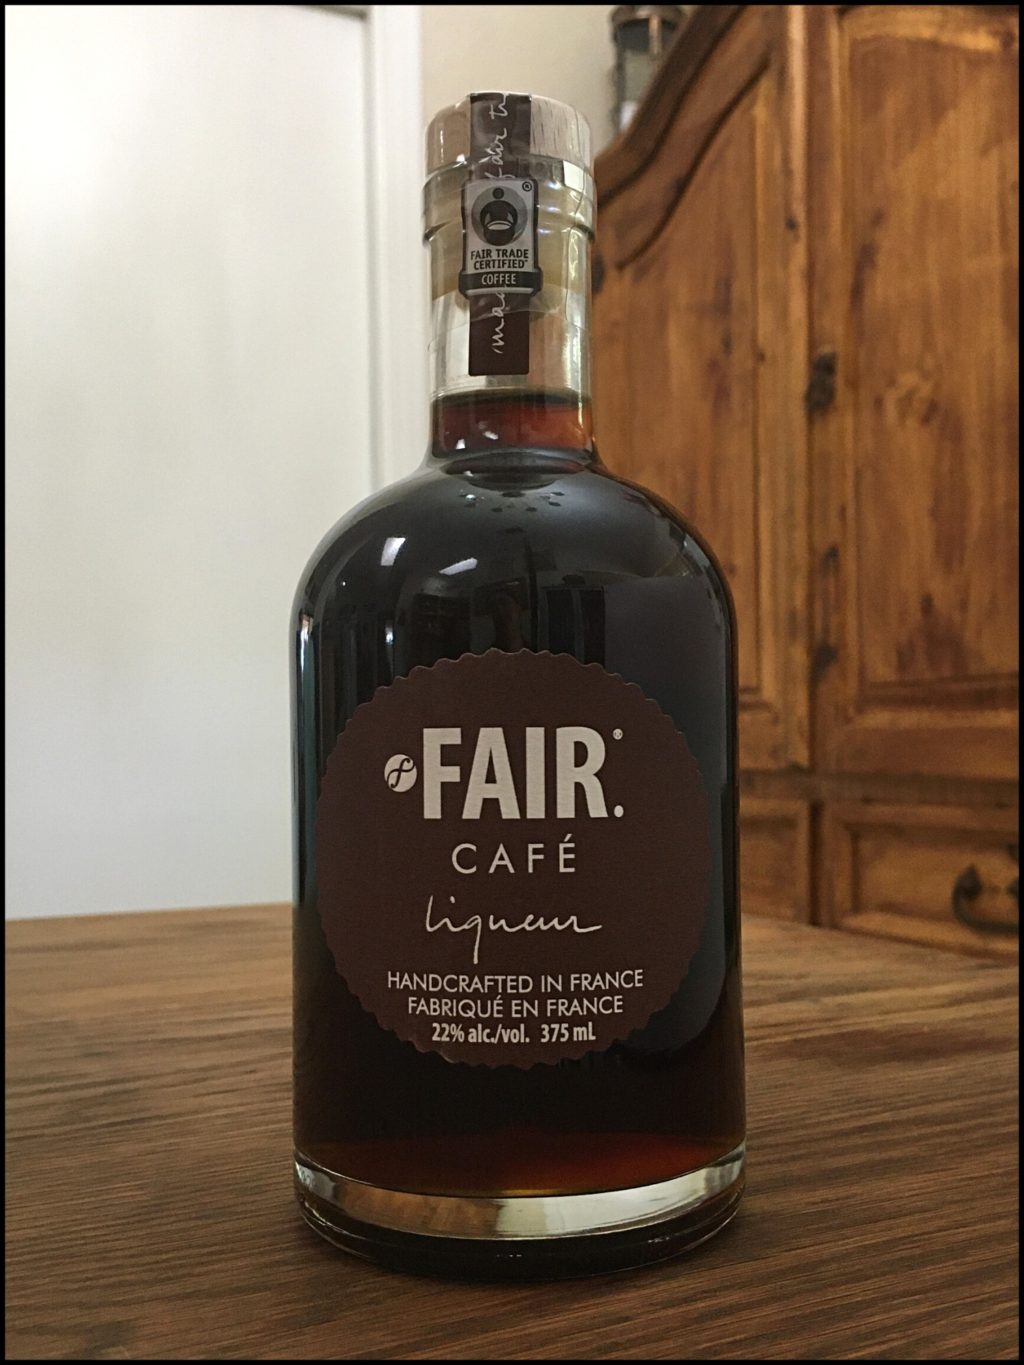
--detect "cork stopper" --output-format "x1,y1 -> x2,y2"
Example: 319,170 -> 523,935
425,92 -> 593,179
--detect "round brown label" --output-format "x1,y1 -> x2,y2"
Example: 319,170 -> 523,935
315,650 -> 711,1068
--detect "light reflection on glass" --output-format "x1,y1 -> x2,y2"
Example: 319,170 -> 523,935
298,612 -> 313,669
439,557 -> 477,576
380,536 -> 405,567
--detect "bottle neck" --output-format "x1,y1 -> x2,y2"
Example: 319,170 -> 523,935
423,156 -> 595,458
430,391 -> 593,458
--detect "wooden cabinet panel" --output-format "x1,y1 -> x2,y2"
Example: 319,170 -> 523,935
821,801 -> 1019,959
809,5 -> 1019,779
617,84 -> 760,703
595,5 -> 810,774
740,797 -> 810,922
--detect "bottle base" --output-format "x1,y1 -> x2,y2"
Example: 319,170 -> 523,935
294,1142 -> 744,1280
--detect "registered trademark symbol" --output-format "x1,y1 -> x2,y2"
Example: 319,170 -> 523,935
613,728 -> 623,740
384,754 -> 418,792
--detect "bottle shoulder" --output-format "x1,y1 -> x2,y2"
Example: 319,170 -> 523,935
293,456 -> 733,626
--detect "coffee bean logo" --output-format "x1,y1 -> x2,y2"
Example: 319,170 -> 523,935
384,754 -> 417,792
472,183 -> 528,248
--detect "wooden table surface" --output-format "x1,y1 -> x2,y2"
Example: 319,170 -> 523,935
5,907 -> 1018,1361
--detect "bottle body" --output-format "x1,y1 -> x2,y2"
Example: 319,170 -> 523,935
292,418 -> 744,1276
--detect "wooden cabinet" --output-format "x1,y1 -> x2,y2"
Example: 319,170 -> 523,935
594,4 -> 1018,955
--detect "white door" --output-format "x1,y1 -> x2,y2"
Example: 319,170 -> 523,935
5,4 -> 423,918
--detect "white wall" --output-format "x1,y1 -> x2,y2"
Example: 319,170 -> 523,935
420,5 -> 618,153
5,5 -> 375,918
7,4 -> 609,921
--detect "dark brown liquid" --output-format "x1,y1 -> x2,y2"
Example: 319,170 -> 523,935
292,394 -> 744,1198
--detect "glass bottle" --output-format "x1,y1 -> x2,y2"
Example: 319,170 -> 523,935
292,92 -> 744,1278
